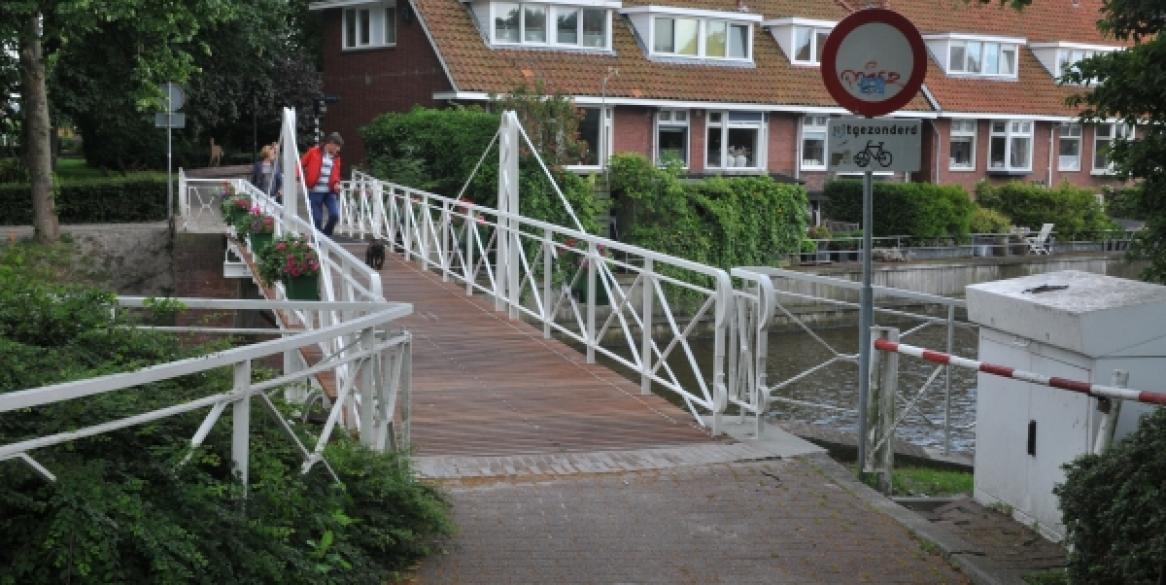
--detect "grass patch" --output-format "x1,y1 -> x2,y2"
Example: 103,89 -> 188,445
862,465 -> 973,497
52,157 -> 166,182
1023,568 -> 1068,585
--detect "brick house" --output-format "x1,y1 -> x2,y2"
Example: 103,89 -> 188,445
308,0 -> 1128,216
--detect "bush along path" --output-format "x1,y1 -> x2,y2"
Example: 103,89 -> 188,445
0,241 -> 451,585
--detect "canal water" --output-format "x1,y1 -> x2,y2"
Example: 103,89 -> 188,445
581,258 -> 1147,457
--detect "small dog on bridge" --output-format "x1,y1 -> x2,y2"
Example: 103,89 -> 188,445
364,238 -> 387,270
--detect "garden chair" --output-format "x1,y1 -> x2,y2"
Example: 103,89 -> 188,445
1025,223 -> 1054,255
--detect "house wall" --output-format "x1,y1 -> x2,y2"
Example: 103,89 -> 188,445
612,106 -> 654,160
318,8 -> 453,166
929,119 -> 1126,197
689,110 -> 707,173
767,113 -> 798,177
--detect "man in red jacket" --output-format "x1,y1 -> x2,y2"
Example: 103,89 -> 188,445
300,132 -> 343,236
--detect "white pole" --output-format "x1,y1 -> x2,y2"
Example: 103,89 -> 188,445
280,108 -> 299,233
231,360 -> 252,492
498,111 -> 520,317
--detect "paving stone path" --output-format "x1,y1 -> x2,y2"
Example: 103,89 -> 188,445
416,458 -> 972,585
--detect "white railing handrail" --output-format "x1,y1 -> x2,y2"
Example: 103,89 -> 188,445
343,167 -> 735,432
0,296 -> 414,485
348,170 -> 732,284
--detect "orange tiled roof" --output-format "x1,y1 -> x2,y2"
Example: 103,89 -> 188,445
412,0 -> 1116,116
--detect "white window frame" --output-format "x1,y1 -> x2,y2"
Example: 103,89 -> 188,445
948,40 -> 1018,77
949,119 -> 977,171
565,106 -> 614,171
1058,122 -> 1082,172
491,3 -> 612,50
1092,122 -> 1134,175
799,115 -> 828,171
343,2 -> 397,51
790,25 -> 831,65
655,109 -> 690,168
648,15 -> 752,61
705,111 -> 766,172
988,119 -> 1033,173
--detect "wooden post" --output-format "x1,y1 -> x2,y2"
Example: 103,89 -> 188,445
865,327 -> 899,494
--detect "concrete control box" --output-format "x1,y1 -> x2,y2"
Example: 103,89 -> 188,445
966,270 -> 1166,540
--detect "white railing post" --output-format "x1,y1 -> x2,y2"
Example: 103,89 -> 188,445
866,327 -> 898,492
710,273 -> 733,435
279,108 -> 300,234
403,192 -> 414,262
543,229 -> 553,338
1093,369 -> 1129,455
358,327 -> 376,448
586,242 -> 597,364
178,168 -> 189,229
466,210 -> 476,297
231,360 -> 252,491
441,200 -> 452,282
640,259 -> 654,394
498,111 -> 521,320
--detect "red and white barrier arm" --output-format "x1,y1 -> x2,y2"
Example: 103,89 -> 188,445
873,338 -> 1166,406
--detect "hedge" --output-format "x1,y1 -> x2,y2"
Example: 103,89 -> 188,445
0,176 -> 169,225
1055,407 -> 1166,585
823,180 -> 975,240
361,105 -> 602,234
975,180 -> 1116,240
609,153 -> 807,267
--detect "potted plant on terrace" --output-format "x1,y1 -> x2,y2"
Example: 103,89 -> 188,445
257,234 -> 321,300
221,188 -> 252,230
234,205 -> 276,257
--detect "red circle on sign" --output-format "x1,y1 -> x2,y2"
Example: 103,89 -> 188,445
820,8 -> 927,118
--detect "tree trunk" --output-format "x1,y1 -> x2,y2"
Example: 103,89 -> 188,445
19,11 -> 59,244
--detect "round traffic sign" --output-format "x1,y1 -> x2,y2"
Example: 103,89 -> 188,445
163,82 -> 185,112
820,8 -> 926,118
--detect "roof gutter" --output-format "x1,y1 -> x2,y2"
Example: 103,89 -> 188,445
432,91 -> 938,118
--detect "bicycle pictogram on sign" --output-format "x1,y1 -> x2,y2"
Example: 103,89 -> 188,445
854,141 -> 893,168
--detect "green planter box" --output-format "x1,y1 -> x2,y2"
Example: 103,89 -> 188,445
249,232 -> 274,258
284,274 -> 319,300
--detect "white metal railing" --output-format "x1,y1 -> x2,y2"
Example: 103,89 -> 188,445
0,297 -> 413,487
732,266 -> 975,454
341,169 -> 735,432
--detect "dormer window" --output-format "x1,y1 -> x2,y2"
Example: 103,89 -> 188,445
950,41 -> 1016,75
486,2 -> 613,49
1030,42 -> 1120,82
763,18 -> 835,66
925,34 -> 1024,78
623,6 -> 759,62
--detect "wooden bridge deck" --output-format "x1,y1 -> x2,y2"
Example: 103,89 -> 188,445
372,252 -> 718,458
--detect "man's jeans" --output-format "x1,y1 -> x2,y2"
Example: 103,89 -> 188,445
309,191 -> 339,236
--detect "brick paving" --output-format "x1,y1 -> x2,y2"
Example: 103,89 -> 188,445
416,459 -> 971,585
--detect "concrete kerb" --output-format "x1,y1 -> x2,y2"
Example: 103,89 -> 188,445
804,452 -> 1027,585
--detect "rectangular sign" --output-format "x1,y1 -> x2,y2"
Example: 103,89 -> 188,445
154,112 -> 186,129
828,118 -> 921,172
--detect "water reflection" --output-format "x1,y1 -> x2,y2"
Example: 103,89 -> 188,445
758,318 -> 979,454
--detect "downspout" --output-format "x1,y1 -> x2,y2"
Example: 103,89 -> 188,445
920,84 -> 942,184
1047,123 -> 1055,187
794,115 -> 802,182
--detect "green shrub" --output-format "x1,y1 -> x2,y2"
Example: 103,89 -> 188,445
970,205 -> 1012,233
1055,407 -> 1166,585
0,176 -> 169,225
361,105 -> 601,234
975,180 -> 1116,240
1102,185 -> 1145,220
609,153 -> 807,267
823,180 -> 974,240
0,244 -> 451,584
